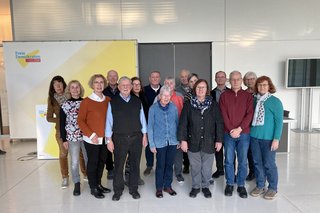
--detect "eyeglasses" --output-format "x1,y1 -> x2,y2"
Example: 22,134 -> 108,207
257,83 -> 269,87
196,86 -> 207,90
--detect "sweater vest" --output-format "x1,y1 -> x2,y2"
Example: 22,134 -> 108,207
111,95 -> 142,134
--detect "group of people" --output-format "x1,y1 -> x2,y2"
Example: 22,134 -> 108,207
47,68 -> 283,201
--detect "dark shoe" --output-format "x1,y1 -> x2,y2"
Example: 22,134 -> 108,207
0,149 -> 6,155
129,191 -> 141,199
176,174 -> 184,183
143,167 -> 152,176
246,172 -> 255,181
107,170 -> 113,180
212,170 -> 224,178
91,188 -> 105,199
164,188 -> 177,196
237,186 -> 248,198
189,188 -> 200,198
73,182 -> 81,196
112,193 -> 122,201
224,185 -> 234,196
209,178 -> 214,185
202,188 -> 212,198
156,190 -> 163,198
183,166 -> 189,174
97,184 -> 111,193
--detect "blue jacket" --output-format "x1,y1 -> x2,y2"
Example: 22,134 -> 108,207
147,102 -> 179,149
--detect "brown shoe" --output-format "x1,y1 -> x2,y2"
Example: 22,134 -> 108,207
164,188 -> 177,196
156,190 -> 163,198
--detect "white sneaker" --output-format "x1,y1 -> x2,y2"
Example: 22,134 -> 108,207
83,176 -> 88,181
61,178 -> 69,189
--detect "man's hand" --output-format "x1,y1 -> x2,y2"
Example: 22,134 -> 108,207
142,134 -> 148,147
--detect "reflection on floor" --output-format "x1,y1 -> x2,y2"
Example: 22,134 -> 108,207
0,132 -> 320,213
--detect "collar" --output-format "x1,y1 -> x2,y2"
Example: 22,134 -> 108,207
88,92 -> 105,102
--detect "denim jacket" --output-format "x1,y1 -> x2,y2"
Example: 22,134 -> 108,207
147,102 -> 179,149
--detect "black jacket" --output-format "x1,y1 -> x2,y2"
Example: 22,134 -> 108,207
177,100 -> 224,154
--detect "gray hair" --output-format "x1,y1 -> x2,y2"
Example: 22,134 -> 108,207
159,85 -> 172,96
244,71 -> 257,80
229,70 -> 242,80
118,76 -> 132,85
164,76 -> 175,86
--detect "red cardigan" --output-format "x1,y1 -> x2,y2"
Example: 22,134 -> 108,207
219,89 -> 253,134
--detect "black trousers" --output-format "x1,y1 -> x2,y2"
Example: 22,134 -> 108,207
105,149 -> 114,171
84,141 -> 107,189
113,133 -> 142,194
215,144 -> 224,172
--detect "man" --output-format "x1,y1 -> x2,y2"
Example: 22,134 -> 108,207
243,71 -> 258,181
102,70 -> 120,180
143,71 -> 161,176
210,71 -> 230,179
175,69 -> 191,174
175,69 -> 191,96
106,76 -> 148,201
220,71 -> 253,198
103,70 -> 120,98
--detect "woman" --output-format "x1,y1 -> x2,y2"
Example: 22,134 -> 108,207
77,74 -> 111,199
184,73 -> 199,103
148,85 -> 179,198
131,77 -> 148,117
250,76 -> 283,200
178,79 -> 224,198
60,80 -> 87,196
47,76 -> 69,188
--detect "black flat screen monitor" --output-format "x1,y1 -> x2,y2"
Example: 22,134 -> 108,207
286,58 -> 320,88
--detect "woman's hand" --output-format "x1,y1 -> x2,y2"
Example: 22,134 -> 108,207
180,141 -> 188,152
150,147 -> 157,153
271,139 -> 279,151
91,135 -> 99,144
215,142 -> 222,152
63,141 -> 69,150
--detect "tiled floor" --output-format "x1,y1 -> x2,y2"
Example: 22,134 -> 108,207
0,132 -> 319,213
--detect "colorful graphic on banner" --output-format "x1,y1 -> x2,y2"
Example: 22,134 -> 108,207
16,50 -> 41,67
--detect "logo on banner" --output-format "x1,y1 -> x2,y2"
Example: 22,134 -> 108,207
15,50 -> 41,68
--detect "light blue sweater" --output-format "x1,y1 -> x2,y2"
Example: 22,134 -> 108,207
250,95 -> 283,141
147,102 -> 179,149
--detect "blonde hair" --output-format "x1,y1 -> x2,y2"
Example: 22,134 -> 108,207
88,74 -> 107,89
65,80 -> 85,98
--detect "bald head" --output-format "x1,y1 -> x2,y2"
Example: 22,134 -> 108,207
107,70 -> 119,87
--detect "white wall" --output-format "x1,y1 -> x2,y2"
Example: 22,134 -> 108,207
9,0 -> 320,130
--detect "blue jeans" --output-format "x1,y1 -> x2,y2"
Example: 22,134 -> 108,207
145,144 -> 154,167
224,133 -> 250,186
68,141 -> 88,184
155,145 -> 177,190
250,137 -> 278,191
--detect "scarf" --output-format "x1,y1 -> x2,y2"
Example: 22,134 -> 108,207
252,92 -> 271,126
157,100 -> 169,111
190,96 -> 212,114
54,93 -> 68,106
